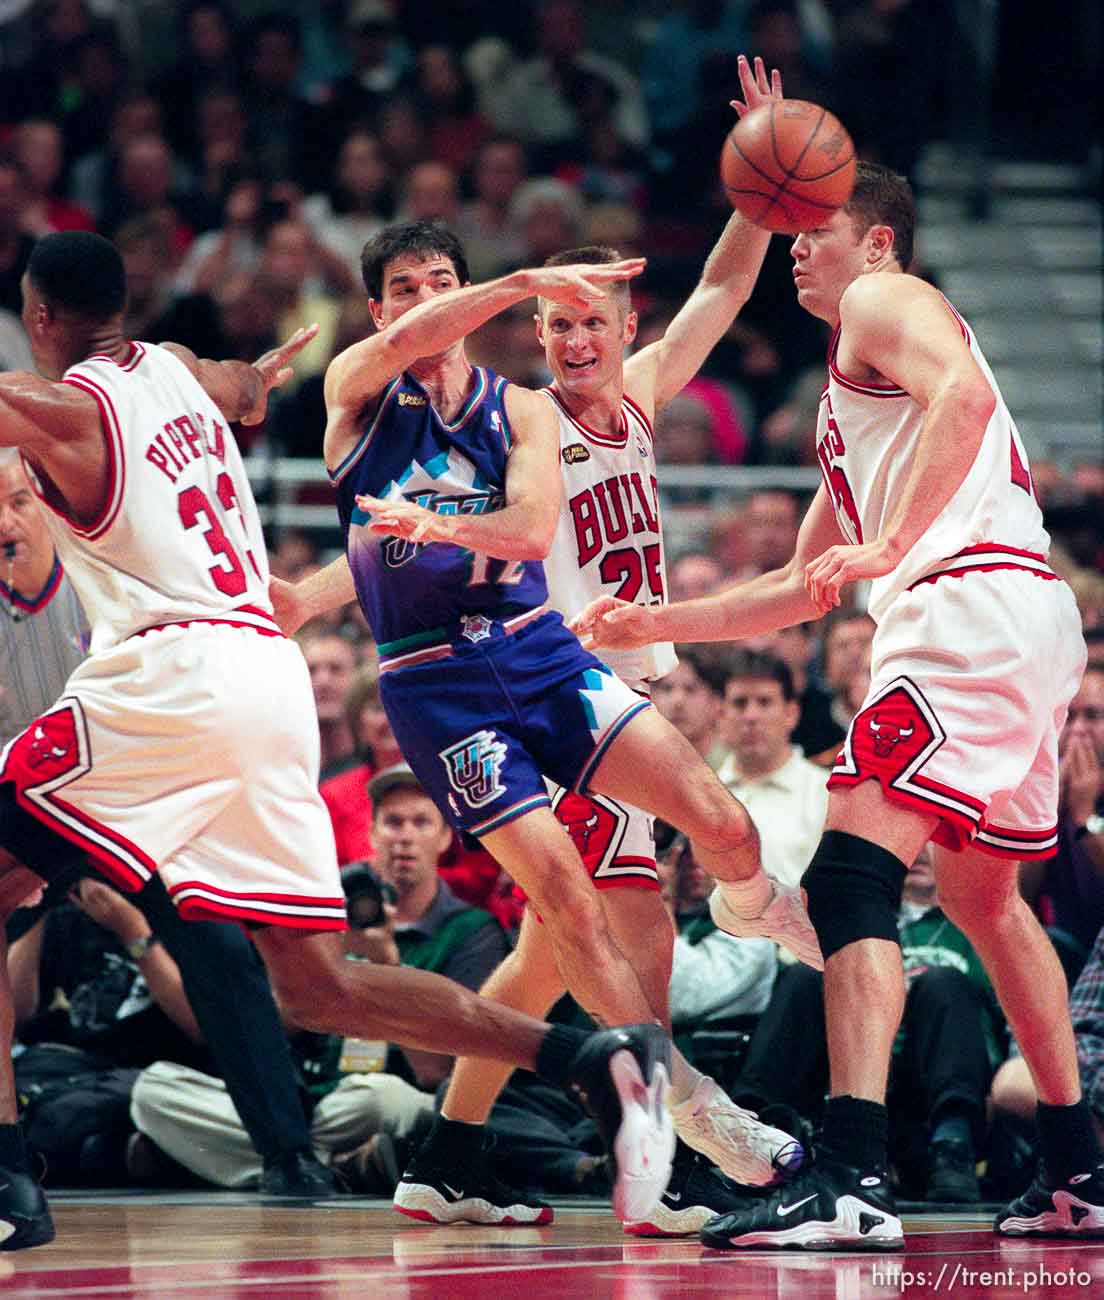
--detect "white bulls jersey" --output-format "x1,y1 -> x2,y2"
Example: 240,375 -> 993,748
815,298 -> 1050,624
26,342 -> 271,652
541,386 -> 676,689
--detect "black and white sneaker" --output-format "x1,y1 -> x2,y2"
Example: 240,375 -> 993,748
393,1146 -> 553,1226
699,1156 -> 904,1251
565,1023 -> 675,1223
995,1162 -> 1104,1237
624,1145 -> 760,1237
0,1167 -> 55,1251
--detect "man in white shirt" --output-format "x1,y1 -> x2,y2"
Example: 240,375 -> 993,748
714,650 -> 828,893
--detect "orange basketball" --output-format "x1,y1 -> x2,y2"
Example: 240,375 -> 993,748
720,99 -> 856,234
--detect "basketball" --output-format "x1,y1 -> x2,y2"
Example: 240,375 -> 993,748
720,99 -> 856,235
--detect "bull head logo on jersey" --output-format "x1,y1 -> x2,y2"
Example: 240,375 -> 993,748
868,714 -> 914,758
440,729 -> 508,809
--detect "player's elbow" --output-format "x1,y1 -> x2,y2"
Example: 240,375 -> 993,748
949,376 -> 996,437
520,508 -> 558,559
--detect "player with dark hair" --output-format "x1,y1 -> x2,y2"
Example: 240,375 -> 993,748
0,230 -> 678,1249
576,160 -> 1098,1247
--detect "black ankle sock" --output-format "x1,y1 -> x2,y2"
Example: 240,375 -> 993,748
0,1123 -> 29,1173
818,1095 -> 889,1172
534,1024 -> 590,1086
1037,1099 -> 1102,1183
426,1114 -> 485,1162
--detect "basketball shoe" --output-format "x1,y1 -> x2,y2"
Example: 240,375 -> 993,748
393,1143 -> 553,1226
623,1145 -> 762,1237
710,878 -> 824,970
670,1075 -> 804,1185
995,1162 -> 1104,1237
0,1168 -> 55,1251
699,1154 -> 904,1251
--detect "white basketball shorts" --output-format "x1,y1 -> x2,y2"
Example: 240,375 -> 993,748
0,619 -> 346,928
829,563 -> 1085,859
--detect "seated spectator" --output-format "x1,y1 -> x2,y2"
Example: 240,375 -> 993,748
129,861 -> 434,1193
68,91 -> 167,228
8,876 -> 208,1186
362,764 -> 512,1089
324,1 -> 412,164
11,119 -> 94,237
816,606 -> 877,749
99,133 -> 197,265
508,177 -> 586,266
734,843 -> 1006,1202
173,174 -> 268,298
1019,666 -> 1104,984
737,489 -> 801,579
302,128 -> 391,284
0,158 -> 36,317
454,135 -> 528,282
413,43 -> 490,175
654,395 -> 719,503
152,1 -> 241,164
396,160 -> 462,227
742,622 -> 843,763
667,551 -> 725,603
188,89 -> 253,231
712,650 -> 829,895
652,645 -> 729,760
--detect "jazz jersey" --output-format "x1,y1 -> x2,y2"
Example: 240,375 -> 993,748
331,366 -> 547,650
541,385 -> 676,688
27,342 -> 271,651
814,297 -> 1050,624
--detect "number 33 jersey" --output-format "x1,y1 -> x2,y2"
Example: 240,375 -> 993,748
331,366 -> 547,649
31,342 -> 271,652
540,386 -> 675,689
816,298 -> 1050,624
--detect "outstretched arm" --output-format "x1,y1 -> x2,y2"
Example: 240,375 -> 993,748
803,273 -> 996,612
573,484 -> 844,650
269,555 -> 358,636
163,324 -> 320,427
625,55 -> 777,410
323,259 -> 645,467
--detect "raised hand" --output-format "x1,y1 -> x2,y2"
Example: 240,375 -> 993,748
530,258 -> 646,312
242,323 -> 321,426
730,53 -> 783,119
355,493 -> 454,547
570,595 -> 655,651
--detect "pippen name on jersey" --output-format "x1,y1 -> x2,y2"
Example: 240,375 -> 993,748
144,412 -> 229,484
570,472 -> 659,567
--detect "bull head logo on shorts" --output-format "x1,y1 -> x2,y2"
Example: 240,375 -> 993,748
564,810 -> 600,852
868,714 -> 915,758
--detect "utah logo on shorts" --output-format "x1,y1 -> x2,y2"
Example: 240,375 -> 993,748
440,729 -> 507,809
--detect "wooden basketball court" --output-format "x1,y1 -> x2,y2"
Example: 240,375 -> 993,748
3,1190 -> 1102,1298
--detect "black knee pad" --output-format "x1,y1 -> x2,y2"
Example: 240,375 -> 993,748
801,830 -> 908,962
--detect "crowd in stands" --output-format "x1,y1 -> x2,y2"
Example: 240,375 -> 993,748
1,0 -> 1102,1209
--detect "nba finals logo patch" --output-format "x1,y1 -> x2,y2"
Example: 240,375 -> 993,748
563,443 -> 590,464
398,392 -> 426,407
441,729 -> 507,809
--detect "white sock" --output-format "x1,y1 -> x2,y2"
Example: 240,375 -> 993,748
718,871 -> 772,918
668,1053 -> 705,1107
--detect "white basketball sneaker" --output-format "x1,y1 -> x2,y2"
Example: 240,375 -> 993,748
671,1076 -> 805,1185
710,878 -> 824,970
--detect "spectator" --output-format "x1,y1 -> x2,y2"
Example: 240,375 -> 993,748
302,128 -> 391,284
129,861 -> 434,1193
174,174 -> 267,298
240,12 -> 327,191
654,395 -> 718,504
324,1 -> 411,153
734,843 -> 1005,1203
454,135 -> 528,282
668,551 -> 726,603
485,0 -> 647,168
320,663 -> 387,868
10,120 -> 94,237
99,134 -> 196,264
652,645 -> 728,760
0,158 -> 35,316
152,1 -> 241,164
744,622 -> 845,764
396,160 -> 461,227
739,489 -> 801,578
253,216 -> 345,388
377,94 -> 430,178
712,650 -> 829,893
817,606 -> 877,735
1019,667 -> 1104,984
365,764 -> 512,1089
413,43 -> 490,175
508,177 -> 586,266
189,90 -> 254,231
67,91 -> 166,227
55,27 -> 127,165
